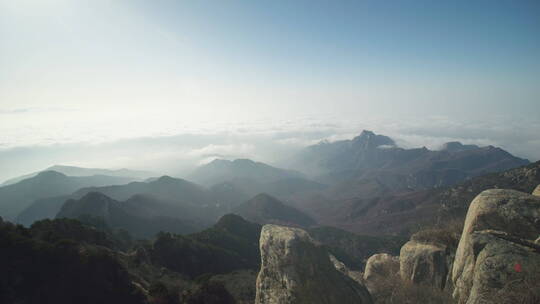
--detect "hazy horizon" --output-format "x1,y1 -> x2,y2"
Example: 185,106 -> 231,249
1,0 -> 539,182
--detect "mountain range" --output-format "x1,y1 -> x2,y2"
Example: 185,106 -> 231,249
1,165 -> 153,186
0,171 -> 138,220
289,130 -> 529,192
188,158 -> 305,185
1,132 -> 538,304
1,131 -> 534,236
56,192 -> 202,238
299,160 -> 540,236
188,158 -> 326,199
16,175 -> 239,227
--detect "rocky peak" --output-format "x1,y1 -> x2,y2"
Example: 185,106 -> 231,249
255,224 -> 372,304
351,130 -> 396,150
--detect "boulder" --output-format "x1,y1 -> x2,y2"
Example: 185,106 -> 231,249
363,253 -> 399,293
452,189 -> 540,304
465,230 -> 540,303
255,224 -> 373,304
533,184 -> 540,196
399,240 -> 450,289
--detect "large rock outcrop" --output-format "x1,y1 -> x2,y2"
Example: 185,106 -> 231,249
399,241 -> 451,290
363,253 -> 399,293
255,224 -> 373,304
452,189 -> 540,304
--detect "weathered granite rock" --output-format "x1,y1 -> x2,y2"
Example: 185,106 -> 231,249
363,253 -> 399,293
452,189 -> 540,304
533,184 -> 540,196
461,230 -> 540,303
399,240 -> 450,289
255,224 -> 373,304
329,254 -> 364,284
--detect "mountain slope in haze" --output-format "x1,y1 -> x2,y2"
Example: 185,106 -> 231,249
290,130 -> 530,190
2,165 -> 152,186
16,195 -> 71,227
56,192 -> 202,238
74,175 -> 213,204
190,159 -> 327,200
188,158 -> 305,186
0,171 -> 136,220
16,175 -> 250,227
149,213 -> 262,278
305,161 -> 540,236
72,175 -> 243,222
233,193 -> 316,227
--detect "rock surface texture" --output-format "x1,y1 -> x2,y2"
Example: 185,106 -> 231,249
451,189 -> 540,304
363,253 -> 399,293
533,184 -> 540,196
399,241 -> 450,289
329,254 -> 364,284
255,224 -> 373,304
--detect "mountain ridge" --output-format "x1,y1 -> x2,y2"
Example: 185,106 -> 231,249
2,165 -> 153,186
0,171 -> 137,221
233,193 -> 316,227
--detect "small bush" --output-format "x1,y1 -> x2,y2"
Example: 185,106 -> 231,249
411,219 -> 463,249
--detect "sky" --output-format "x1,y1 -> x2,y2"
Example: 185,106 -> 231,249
0,0 -> 539,181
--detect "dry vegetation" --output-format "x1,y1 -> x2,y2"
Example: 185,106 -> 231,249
488,274 -> 540,304
370,272 -> 453,304
410,218 -> 464,249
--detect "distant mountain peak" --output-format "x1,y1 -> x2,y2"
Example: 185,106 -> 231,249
155,175 -> 175,182
251,192 -> 275,201
207,158 -> 230,165
80,191 -> 115,202
351,130 -> 396,149
189,158 -> 304,186
35,170 -> 67,179
233,193 -> 316,227
233,158 -> 255,164
441,141 -> 479,152
214,213 -> 255,231
47,164 -> 84,171
359,129 -> 376,137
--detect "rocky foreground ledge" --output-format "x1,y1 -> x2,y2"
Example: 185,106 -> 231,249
255,224 -> 373,304
254,185 -> 540,304
451,188 -> 540,304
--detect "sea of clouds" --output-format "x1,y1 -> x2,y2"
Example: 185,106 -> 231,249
0,110 -> 539,183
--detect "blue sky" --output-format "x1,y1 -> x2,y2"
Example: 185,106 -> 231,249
0,0 -> 539,179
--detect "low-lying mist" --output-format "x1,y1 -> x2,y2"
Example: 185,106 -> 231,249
1,115 -> 539,183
